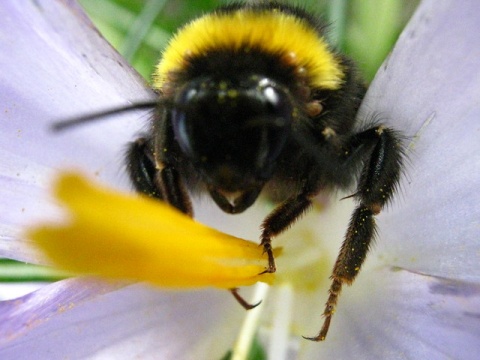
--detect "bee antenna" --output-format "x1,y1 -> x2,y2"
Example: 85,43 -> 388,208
51,100 -> 158,132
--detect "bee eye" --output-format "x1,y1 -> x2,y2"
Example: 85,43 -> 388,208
171,87 -> 198,158
246,83 -> 292,173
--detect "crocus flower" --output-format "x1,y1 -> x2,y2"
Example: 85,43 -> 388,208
1,0 -> 479,359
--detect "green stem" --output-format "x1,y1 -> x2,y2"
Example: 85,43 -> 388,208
0,259 -> 69,282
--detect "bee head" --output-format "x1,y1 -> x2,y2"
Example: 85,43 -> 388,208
171,75 -> 294,193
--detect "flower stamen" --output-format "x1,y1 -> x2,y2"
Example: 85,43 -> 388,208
27,172 -> 274,289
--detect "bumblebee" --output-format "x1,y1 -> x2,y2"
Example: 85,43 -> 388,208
63,1 -> 404,341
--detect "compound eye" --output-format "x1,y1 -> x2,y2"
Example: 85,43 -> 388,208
171,87 -> 198,157
248,83 -> 293,172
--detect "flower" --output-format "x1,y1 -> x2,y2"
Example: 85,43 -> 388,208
1,0 -> 480,359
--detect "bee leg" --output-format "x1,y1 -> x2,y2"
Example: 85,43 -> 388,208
306,125 -> 404,341
230,288 -> 262,310
126,137 -> 193,216
126,137 -> 161,199
261,195 -> 313,273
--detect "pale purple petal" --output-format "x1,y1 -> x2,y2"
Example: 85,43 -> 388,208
0,0 -> 156,262
302,267 -> 480,359
0,278 -> 241,359
0,277 -> 125,342
359,0 -> 480,280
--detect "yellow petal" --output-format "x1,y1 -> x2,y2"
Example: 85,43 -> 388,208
27,172 -> 274,288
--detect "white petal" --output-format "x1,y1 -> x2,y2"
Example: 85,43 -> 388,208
360,0 -> 480,280
0,278 -> 242,360
301,266 -> 480,359
0,1 -> 155,262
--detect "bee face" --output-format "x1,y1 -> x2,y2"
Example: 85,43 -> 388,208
171,75 -> 294,192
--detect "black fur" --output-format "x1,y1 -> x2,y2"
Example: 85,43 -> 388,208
126,1 -> 405,342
